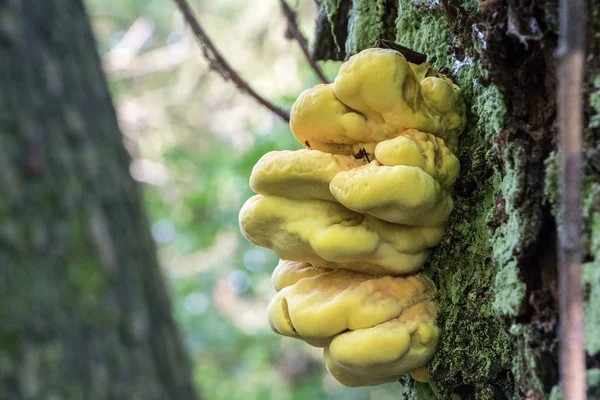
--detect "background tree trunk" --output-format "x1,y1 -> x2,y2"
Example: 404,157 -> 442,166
0,1 -> 199,399
314,1 -> 600,399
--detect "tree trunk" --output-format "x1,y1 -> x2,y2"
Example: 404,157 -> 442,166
0,1 -> 199,399
314,1 -> 600,399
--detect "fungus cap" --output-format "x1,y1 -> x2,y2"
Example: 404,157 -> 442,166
239,195 -> 445,275
249,149 -> 363,202
290,48 -> 466,155
270,260 -> 328,292
290,84 -> 371,155
267,265 -> 436,340
324,300 -> 439,386
374,130 -> 460,190
266,261 -> 439,386
333,48 -> 466,149
329,162 -> 454,226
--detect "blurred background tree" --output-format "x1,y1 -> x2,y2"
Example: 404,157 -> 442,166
0,1 -> 198,399
1,0 -> 400,399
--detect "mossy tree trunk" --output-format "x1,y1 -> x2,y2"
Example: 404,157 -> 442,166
0,1 -> 199,399
314,1 -> 600,399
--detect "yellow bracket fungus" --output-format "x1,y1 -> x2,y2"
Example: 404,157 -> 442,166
239,46 -> 466,387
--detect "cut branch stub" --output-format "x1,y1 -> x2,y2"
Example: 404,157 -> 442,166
374,39 -> 428,65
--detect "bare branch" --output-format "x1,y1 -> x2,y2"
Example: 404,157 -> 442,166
103,17 -> 154,66
172,0 -> 290,122
556,0 -> 586,399
105,40 -> 191,79
279,0 -> 329,84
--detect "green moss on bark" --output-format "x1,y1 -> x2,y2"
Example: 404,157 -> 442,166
318,0 -> 580,398
324,0 -> 513,397
393,2 -> 518,397
345,0 -> 388,55
395,2 -> 452,67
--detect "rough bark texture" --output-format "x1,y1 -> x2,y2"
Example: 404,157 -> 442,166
0,1 -> 199,399
315,1 -> 600,399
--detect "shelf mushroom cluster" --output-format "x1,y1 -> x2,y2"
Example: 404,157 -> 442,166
239,48 -> 466,387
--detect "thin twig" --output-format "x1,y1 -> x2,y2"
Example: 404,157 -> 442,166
279,0 -> 329,84
556,0 -> 586,399
105,40 -> 191,79
172,0 -> 290,122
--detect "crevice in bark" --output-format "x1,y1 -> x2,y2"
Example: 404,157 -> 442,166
313,0 -> 351,61
381,0 -> 398,43
478,0 -> 560,395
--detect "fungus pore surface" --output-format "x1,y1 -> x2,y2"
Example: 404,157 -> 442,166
239,47 -> 466,387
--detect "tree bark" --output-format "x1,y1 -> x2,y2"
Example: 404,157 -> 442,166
313,0 -> 600,399
0,1 -> 199,399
